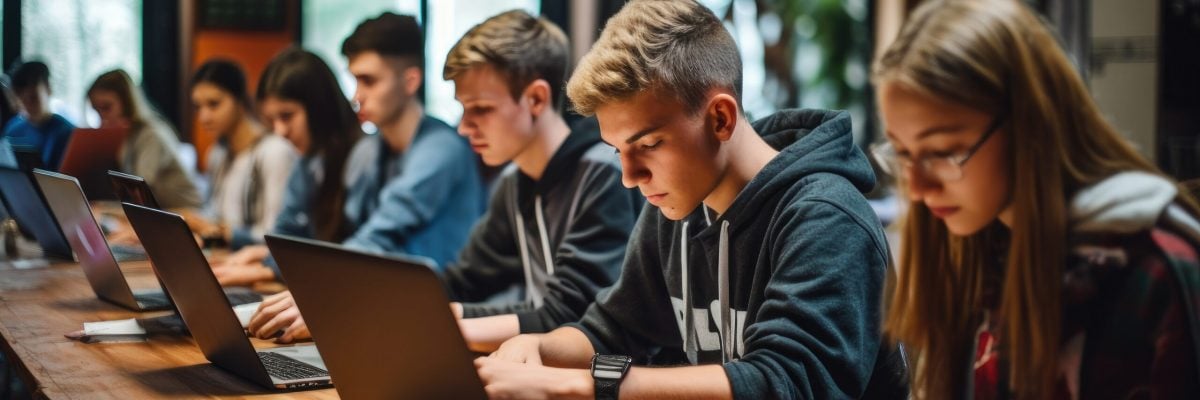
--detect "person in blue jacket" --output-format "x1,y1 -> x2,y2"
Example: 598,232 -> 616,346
475,1 -> 908,399
3,60 -> 75,170
337,12 -> 485,266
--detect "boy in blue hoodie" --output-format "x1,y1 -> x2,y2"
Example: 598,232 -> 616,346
475,1 -> 907,399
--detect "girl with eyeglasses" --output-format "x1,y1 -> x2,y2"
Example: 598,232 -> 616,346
873,0 -> 1200,398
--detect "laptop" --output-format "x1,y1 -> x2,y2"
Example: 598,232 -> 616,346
103,170 -> 160,259
32,169 -> 260,311
0,166 -> 74,260
12,149 -> 44,171
57,127 -> 128,201
0,137 -> 16,169
123,204 -> 331,390
107,170 -> 161,209
265,234 -> 487,399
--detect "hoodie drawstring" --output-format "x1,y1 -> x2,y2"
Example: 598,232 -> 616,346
682,221 -> 697,364
516,195 -> 556,308
718,220 -> 733,362
683,211 -> 735,364
515,201 -> 538,307
534,196 -> 554,275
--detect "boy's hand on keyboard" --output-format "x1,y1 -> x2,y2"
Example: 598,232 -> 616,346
213,263 -> 275,286
249,291 -> 312,343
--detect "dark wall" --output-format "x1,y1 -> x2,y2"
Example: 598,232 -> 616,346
143,0 -> 182,132
1158,0 -> 1200,180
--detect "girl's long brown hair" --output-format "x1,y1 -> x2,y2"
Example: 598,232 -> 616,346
257,48 -> 363,242
873,0 -> 1191,397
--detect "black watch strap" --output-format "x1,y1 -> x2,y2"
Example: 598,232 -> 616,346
592,354 -> 632,400
595,376 -> 622,400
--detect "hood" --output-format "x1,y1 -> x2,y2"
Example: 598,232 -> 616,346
677,109 -> 879,364
714,109 -> 875,232
1070,171 -> 1179,235
518,117 -> 602,195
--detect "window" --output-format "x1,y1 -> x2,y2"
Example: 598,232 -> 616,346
22,0 -> 142,126
302,0 -> 421,103
303,0 -> 540,127
702,0 -> 873,143
425,0 -> 540,125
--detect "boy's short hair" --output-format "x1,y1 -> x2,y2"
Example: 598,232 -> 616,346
443,10 -> 570,111
8,60 -> 51,91
341,12 -> 424,67
567,0 -> 742,116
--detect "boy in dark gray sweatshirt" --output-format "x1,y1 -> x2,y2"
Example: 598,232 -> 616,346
441,12 -> 642,351
476,1 -> 908,399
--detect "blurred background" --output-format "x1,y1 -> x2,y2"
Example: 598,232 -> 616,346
2,0 -> 1197,178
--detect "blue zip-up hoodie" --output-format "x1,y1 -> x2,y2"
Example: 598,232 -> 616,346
569,109 -> 908,399
341,116 -> 486,268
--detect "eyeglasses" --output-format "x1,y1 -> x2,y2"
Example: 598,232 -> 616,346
871,115 -> 1005,182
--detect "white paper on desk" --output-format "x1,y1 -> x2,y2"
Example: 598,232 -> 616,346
9,258 -> 50,269
81,318 -> 147,342
234,301 -> 262,328
84,318 -> 147,335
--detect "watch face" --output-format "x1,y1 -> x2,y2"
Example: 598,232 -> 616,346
592,354 -> 632,377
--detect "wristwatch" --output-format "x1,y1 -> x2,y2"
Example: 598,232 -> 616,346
591,354 -> 632,400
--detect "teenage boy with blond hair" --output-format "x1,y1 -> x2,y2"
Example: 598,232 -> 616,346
475,1 -> 908,398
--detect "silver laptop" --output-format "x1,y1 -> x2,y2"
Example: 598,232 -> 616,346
33,169 -> 173,310
32,170 -> 258,311
123,203 -> 331,390
265,234 -> 487,399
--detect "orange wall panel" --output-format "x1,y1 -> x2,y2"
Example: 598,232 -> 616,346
189,29 -> 294,171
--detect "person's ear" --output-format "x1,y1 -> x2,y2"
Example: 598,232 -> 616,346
522,79 -> 552,119
403,66 -> 423,96
706,93 -> 739,142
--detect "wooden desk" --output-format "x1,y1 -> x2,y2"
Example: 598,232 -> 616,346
0,258 -> 338,399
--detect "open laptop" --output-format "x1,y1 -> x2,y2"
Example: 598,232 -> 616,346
265,234 -> 487,399
123,203 -> 331,390
0,137 -> 16,169
57,127 -> 127,201
33,169 -> 259,311
0,166 -> 74,260
12,149 -> 44,171
107,170 -> 161,209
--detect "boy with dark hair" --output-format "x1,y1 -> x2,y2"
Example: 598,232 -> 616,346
3,60 -> 75,169
337,12 -> 485,262
475,1 -> 908,398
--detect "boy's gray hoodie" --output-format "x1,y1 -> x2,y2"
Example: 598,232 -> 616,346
570,109 -> 908,399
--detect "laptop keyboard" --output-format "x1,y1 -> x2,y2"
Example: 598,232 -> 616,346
223,290 -> 263,306
258,351 -> 328,381
134,291 -> 171,309
110,244 -> 148,262
133,289 -> 260,309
